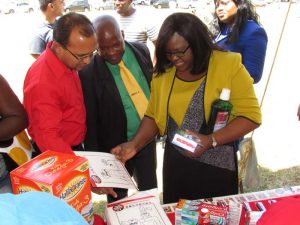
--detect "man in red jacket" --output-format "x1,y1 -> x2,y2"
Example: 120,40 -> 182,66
23,13 -> 98,155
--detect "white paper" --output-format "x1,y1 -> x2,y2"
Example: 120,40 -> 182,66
75,151 -> 137,190
105,192 -> 172,225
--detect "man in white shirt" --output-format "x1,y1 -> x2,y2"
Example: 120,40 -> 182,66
29,0 -> 65,59
114,0 -> 159,45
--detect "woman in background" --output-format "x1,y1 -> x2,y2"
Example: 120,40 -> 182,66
213,0 -> 268,83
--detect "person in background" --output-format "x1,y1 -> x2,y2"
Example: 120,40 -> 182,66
29,0 -> 65,59
112,13 -> 261,204
23,13 -> 98,155
79,15 -> 157,203
114,0 -> 159,46
0,74 -> 28,193
212,0 -> 268,83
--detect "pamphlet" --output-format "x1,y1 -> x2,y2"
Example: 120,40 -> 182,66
105,190 -> 172,225
75,151 -> 137,190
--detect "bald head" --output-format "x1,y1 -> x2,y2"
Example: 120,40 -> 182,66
93,15 -> 125,65
93,15 -> 123,43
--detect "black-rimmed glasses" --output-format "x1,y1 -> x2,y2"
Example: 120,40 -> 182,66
165,45 -> 190,58
63,46 -> 99,62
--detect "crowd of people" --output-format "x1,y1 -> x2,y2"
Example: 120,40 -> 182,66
1,0 -> 271,221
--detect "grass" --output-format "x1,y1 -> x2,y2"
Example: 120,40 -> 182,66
244,165 -> 300,193
93,165 -> 300,218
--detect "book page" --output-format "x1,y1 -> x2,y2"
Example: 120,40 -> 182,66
75,151 -> 137,190
106,195 -> 172,225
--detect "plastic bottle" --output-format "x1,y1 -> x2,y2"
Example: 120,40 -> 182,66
207,88 -> 233,133
198,207 -> 210,225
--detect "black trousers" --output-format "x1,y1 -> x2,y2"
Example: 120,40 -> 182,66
107,140 -> 158,203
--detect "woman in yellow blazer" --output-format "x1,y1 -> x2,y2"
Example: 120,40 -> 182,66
112,13 -> 261,204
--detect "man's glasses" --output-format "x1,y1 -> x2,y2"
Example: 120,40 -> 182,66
63,46 -> 99,62
165,45 -> 190,58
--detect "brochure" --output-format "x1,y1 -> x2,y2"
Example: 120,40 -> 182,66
75,151 -> 137,190
105,190 -> 172,225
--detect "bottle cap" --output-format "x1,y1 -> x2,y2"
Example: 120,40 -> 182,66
220,88 -> 231,101
200,207 -> 209,216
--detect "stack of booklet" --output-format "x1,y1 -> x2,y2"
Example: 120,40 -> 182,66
105,190 -> 172,225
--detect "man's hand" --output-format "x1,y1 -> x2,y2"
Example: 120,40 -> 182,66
111,141 -> 138,163
91,187 -> 118,198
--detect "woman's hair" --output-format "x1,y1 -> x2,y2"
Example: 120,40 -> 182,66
213,0 -> 260,43
154,13 -> 219,75
53,12 -> 95,47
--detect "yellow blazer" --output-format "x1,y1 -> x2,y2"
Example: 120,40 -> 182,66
145,50 -> 262,136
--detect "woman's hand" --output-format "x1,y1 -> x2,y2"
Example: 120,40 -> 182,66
111,141 -> 138,163
91,187 -> 118,198
182,129 -> 212,158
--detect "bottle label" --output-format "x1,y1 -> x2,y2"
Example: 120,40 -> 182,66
213,111 -> 229,132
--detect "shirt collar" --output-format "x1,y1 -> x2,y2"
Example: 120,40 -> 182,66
44,41 -> 76,77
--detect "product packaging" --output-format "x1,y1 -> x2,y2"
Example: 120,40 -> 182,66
171,129 -> 201,152
10,150 -> 94,224
176,199 -> 228,225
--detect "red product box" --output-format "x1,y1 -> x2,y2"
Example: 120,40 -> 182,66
180,202 -> 229,225
10,150 -> 94,224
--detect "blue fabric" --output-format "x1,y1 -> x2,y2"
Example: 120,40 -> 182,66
0,192 -> 88,225
215,20 -> 268,84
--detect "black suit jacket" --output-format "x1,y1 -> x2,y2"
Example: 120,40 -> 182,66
79,42 -> 153,152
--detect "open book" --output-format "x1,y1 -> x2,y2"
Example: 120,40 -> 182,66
75,151 -> 137,190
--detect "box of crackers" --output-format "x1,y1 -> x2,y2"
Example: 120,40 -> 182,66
10,150 -> 94,224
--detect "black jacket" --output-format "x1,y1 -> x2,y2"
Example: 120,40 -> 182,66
79,42 -> 153,152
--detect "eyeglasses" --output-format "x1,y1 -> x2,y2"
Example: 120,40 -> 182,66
63,46 -> 99,62
50,0 -> 65,7
165,45 -> 190,58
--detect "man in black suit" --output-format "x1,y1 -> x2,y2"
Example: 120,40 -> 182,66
79,15 -> 157,203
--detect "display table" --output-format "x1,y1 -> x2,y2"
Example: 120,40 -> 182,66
95,186 -> 300,225
160,185 -> 300,225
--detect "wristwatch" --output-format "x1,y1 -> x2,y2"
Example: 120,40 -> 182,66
210,135 -> 217,148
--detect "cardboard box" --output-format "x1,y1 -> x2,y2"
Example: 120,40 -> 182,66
10,150 -> 94,224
